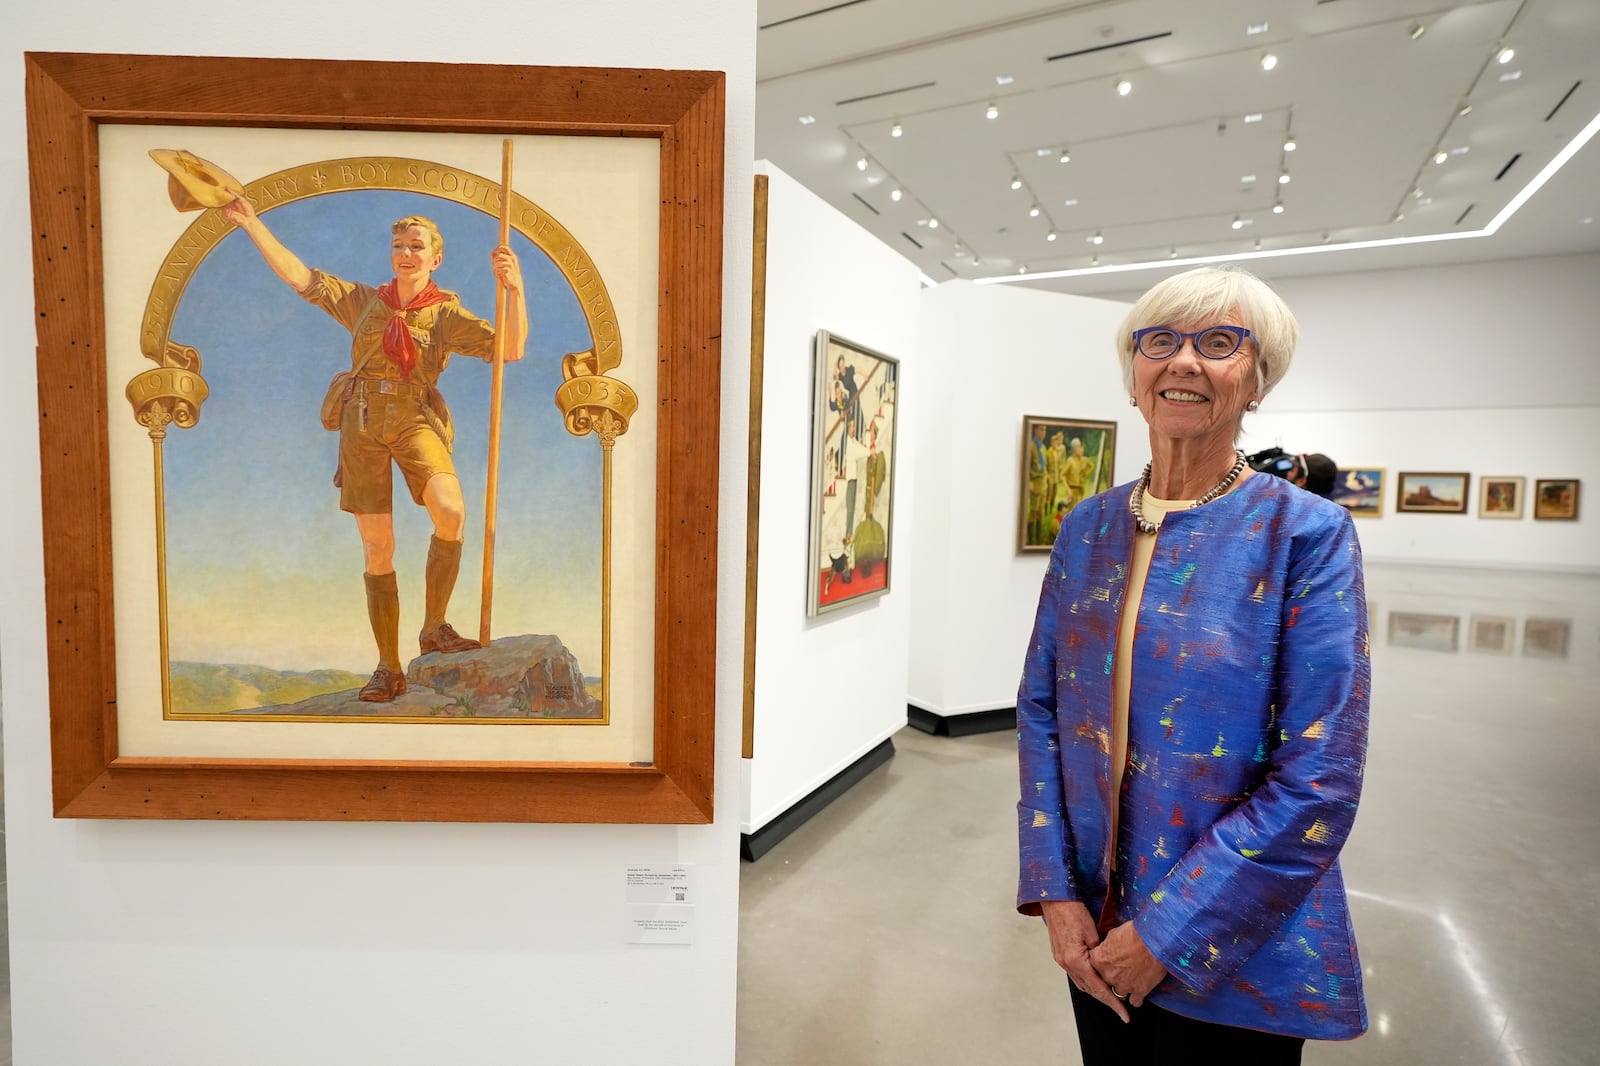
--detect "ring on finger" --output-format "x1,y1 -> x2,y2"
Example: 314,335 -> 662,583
1109,985 -> 1129,1001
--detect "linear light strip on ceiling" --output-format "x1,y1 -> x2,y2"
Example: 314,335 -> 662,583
974,108 -> 1600,286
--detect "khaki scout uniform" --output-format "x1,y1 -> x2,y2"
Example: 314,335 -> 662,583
301,268 -> 496,514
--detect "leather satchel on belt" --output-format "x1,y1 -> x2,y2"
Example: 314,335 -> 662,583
320,371 -> 357,430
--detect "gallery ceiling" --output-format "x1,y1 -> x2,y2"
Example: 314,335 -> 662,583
754,0 -> 1600,298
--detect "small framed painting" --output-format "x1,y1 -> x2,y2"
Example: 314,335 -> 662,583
1468,615 -> 1515,654
1396,471 -> 1469,514
1330,467 -> 1385,518
1016,416 -> 1119,552
1478,476 -> 1525,519
1387,611 -> 1460,653
1533,479 -> 1580,521
1523,617 -> 1571,658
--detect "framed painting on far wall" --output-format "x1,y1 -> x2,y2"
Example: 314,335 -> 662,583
1396,471 -> 1470,514
808,331 -> 900,616
1330,467 -> 1385,518
1016,416 -> 1118,553
1533,479 -> 1581,520
1478,476 -> 1525,519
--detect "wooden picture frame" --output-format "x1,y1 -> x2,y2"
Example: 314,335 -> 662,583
1533,479 -> 1580,521
1016,416 -> 1118,553
1395,471 -> 1470,514
1329,467 -> 1384,518
1478,476 -> 1525,519
807,331 -> 899,616
26,52 -> 725,822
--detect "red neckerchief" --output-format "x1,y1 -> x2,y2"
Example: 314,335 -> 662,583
374,279 -> 450,380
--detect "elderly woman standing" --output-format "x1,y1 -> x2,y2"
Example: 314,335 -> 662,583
1016,267 -> 1369,1063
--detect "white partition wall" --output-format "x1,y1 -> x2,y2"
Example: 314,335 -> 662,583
1241,253 -> 1600,571
741,162 -> 922,836
907,281 -> 1137,721
1,5 -> 753,1064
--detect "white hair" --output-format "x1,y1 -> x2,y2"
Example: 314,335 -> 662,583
1115,267 -> 1300,398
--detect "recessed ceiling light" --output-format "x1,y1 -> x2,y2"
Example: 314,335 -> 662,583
865,174 -> 882,185
1059,149 -> 1071,164
996,74 -> 1015,86
856,157 -> 868,171
1272,201 -> 1284,214
1029,204 -> 1041,217
1035,147 -> 1052,157
1497,46 -> 1515,64
1243,113 -> 1264,123
986,103 -> 1000,120
1089,231 -> 1104,245
1410,23 -> 1426,40
1499,70 -> 1522,82
1231,215 -> 1244,230
1583,217 -> 1594,224
1116,79 -> 1133,96
1278,172 -> 1291,184
798,114 -> 816,125
891,123 -> 903,138
1283,136 -> 1297,152
1063,199 -> 1079,207
1046,231 -> 1058,241
890,188 -> 903,201
1417,197 -> 1433,206
1434,151 -> 1449,164
1247,21 -> 1269,36
1450,145 -> 1471,156
1011,177 -> 1023,190
1260,52 -> 1278,71
1241,174 -> 1257,184
928,218 -> 939,229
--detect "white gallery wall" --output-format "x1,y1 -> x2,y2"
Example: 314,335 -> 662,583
907,281 -> 1137,718
907,253 -> 1597,722
742,162 -> 923,834
1241,253 -> 1600,571
1,5 -> 753,1065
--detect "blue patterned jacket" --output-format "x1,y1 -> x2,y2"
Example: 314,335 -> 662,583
1017,473 -> 1370,1039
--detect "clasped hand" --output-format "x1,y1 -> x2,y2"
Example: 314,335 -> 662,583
1040,900 -> 1169,1024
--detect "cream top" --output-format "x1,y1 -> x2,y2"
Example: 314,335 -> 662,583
1109,490 -> 1193,869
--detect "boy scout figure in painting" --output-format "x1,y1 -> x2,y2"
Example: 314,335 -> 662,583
221,196 -> 528,703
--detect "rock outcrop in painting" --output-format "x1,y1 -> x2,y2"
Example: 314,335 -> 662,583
213,635 -> 601,719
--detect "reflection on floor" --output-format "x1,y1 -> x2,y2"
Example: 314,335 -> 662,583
737,563 -> 1600,1066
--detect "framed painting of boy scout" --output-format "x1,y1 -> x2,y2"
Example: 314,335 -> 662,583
1016,416 -> 1117,553
25,52 -> 724,822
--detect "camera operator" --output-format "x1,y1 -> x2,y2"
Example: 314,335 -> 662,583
1247,448 -> 1337,499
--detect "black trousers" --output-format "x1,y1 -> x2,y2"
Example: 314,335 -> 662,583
1069,985 -> 1304,1065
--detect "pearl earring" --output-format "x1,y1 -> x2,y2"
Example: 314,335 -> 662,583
1246,400 -> 1261,412
1129,396 -> 1139,407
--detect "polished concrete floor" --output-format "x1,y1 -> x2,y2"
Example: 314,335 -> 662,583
737,563 -> 1600,1065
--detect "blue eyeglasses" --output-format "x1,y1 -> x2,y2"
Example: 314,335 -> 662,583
1132,325 -> 1253,360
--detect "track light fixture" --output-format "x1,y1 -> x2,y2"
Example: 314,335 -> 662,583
1260,52 -> 1278,71
1011,177 -> 1023,190
928,218 -> 939,229
986,103 -> 1000,120
1116,79 -> 1132,96
1278,172 -> 1291,184
1497,46 -> 1515,64
1272,201 -> 1284,214
1029,204 -> 1041,217
856,157 -> 868,171
1410,23 -> 1426,40
891,122 -> 903,138
1434,150 -> 1449,164
1059,148 -> 1071,164
1283,136 -> 1296,152
1046,231 -> 1057,241
890,188 -> 902,202
1231,216 -> 1244,230
1089,231 -> 1104,245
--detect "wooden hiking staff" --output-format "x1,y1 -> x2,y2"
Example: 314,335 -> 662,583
480,138 -> 513,646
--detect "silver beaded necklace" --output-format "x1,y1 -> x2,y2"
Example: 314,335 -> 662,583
1129,450 -> 1248,535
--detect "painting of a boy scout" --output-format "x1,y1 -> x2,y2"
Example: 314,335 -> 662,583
144,148 -> 609,721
